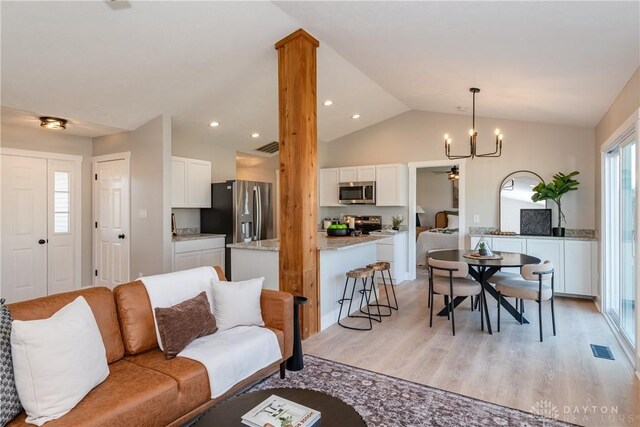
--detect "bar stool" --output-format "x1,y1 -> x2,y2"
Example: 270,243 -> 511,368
365,261 -> 399,315
338,267 -> 381,330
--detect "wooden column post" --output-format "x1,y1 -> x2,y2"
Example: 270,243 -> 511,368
275,29 -> 319,339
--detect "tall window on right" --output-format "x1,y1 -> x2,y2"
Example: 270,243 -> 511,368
604,128 -> 636,353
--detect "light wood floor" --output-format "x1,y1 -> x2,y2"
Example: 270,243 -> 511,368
303,271 -> 640,426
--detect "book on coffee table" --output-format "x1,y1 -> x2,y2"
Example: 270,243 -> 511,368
241,394 -> 321,427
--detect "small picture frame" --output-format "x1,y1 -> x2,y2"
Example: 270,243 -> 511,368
520,209 -> 552,236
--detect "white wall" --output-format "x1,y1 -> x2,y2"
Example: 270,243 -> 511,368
1,123 -> 94,287
93,115 -> 173,278
416,168 -> 454,228
321,110 -> 595,232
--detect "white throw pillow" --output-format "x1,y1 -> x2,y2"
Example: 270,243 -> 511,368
210,278 -> 265,331
11,296 -> 109,426
447,214 -> 459,229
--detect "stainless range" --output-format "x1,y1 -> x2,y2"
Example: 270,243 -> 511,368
343,215 -> 382,235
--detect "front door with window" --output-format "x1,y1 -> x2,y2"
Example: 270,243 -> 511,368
1,154 -> 79,303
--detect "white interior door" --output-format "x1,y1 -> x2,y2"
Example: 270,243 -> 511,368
94,159 -> 130,288
1,155 -> 48,303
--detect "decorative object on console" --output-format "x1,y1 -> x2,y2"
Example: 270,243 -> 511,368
531,171 -> 580,237
520,209 -> 552,236
154,291 -> 218,359
499,170 -> 546,234
0,299 -> 22,426
391,215 -> 404,231
443,88 -> 503,159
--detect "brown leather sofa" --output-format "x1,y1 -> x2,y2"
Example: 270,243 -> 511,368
7,266 -> 293,427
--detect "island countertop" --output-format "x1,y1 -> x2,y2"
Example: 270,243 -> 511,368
227,233 -> 390,252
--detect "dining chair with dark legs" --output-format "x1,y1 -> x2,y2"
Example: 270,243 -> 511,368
428,258 -> 482,336
494,260 -> 556,342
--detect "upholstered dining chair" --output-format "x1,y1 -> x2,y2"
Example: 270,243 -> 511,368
428,258 -> 482,336
494,260 -> 556,342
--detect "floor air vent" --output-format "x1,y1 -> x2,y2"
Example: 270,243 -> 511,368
255,141 -> 279,155
590,344 -> 615,360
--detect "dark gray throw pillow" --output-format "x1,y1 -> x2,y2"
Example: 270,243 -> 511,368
1,298 -> 22,426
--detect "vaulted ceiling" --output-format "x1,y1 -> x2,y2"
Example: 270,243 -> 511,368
2,1 -> 638,151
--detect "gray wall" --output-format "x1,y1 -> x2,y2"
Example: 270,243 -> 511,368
1,123 -> 94,287
321,110 -> 596,232
93,114 -> 173,278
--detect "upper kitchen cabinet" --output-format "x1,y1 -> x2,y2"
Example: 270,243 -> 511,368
375,164 -> 407,206
339,166 -> 375,183
171,156 -> 211,208
319,168 -> 341,207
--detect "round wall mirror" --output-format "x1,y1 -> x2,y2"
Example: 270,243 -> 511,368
499,170 -> 546,233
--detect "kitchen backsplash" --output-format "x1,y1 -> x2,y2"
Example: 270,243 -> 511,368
172,208 -> 201,229
319,206 -> 408,229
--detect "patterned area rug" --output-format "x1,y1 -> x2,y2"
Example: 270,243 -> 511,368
246,355 -> 574,427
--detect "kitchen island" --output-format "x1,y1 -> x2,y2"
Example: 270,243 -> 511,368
228,233 -> 391,330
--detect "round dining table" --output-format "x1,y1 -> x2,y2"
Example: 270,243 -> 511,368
428,249 -> 540,334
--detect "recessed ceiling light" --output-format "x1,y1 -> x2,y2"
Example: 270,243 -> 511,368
208,121 -> 220,127
251,132 -> 260,138
323,100 -> 333,106
457,106 -> 467,112
39,116 -> 67,130
351,114 -> 360,119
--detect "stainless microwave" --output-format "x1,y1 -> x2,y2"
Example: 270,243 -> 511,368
338,181 -> 376,205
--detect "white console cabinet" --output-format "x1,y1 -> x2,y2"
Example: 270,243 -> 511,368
468,236 -> 596,297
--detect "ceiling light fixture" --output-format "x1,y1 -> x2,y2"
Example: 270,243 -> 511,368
447,166 -> 460,180
208,121 -> 220,127
39,116 -> 67,130
351,114 -> 360,119
251,132 -> 260,138
444,88 -> 503,159
323,100 -> 333,106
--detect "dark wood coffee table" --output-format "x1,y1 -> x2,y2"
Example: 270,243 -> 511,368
193,387 -> 366,426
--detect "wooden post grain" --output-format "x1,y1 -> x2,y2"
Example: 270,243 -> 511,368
275,29 -> 320,339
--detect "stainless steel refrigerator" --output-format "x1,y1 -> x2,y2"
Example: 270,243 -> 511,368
200,180 -> 274,278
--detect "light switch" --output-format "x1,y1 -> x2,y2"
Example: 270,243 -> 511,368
138,208 -> 148,219
473,215 -> 480,223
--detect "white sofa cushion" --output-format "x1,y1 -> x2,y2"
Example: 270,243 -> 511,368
210,277 -> 265,331
11,296 -> 109,426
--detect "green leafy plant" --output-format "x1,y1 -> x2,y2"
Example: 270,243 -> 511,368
531,171 -> 580,229
478,241 -> 487,255
391,215 -> 404,228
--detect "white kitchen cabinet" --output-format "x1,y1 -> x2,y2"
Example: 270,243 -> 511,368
526,239 -> 565,293
172,237 -> 225,272
339,167 -> 357,182
564,240 -> 595,296
339,166 -> 375,183
171,156 -> 211,208
375,232 -> 408,283
375,164 -> 407,206
319,168 -> 341,207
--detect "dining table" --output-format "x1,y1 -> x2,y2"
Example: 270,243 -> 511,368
428,249 -> 541,334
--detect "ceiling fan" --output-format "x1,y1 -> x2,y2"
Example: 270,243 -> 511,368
431,166 -> 459,180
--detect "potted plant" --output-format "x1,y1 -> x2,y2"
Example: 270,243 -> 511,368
391,215 -> 404,231
478,241 -> 488,256
531,171 -> 580,237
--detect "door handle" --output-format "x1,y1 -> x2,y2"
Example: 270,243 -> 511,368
38,239 -> 46,245
118,234 -> 125,239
